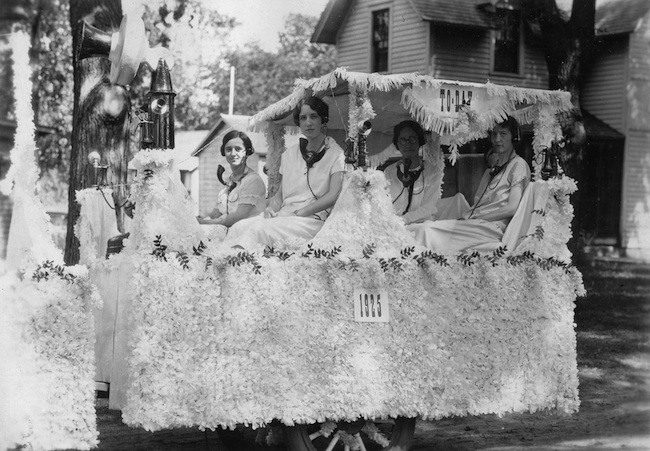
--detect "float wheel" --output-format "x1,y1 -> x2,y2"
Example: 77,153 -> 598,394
285,416 -> 416,451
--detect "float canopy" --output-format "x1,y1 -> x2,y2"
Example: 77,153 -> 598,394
249,68 -> 573,160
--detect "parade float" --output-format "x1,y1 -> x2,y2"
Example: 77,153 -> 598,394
1,14 -> 584,451
95,64 -> 583,449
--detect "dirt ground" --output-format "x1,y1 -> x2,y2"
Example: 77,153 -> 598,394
90,258 -> 650,451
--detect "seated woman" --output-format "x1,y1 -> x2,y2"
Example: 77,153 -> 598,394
224,96 -> 346,251
383,120 -> 440,224
408,117 -> 531,253
197,130 -> 266,240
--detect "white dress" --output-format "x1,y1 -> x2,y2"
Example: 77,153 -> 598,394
409,156 -> 531,253
202,168 -> 266,242
384,160 -> 440,224
224,136 -> 346,251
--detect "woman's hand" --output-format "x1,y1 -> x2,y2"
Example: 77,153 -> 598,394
197,216 -> 226,225
264,207 -> 278,218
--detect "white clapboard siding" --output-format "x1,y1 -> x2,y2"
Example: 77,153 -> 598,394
620,130 -> 650,253
619,12 -> 650,256
390,0 -> 429,73
582,37 -> 628,133
337,0 -> 374,71
429,25 -> 491,82
337,0 -> 429,73
429,25 -> 548,88
628,15 -> 650,132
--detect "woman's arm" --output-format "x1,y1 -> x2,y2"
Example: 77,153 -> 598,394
197,208 -> 222,224
472,182 -> 524,222
216,204 -> 257,227
264,183 -> 283,218
294,171 -> 344,217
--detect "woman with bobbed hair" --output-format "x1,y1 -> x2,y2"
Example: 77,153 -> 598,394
383,120 -> 441,225
197,129 -> 266,229
224,96 -> 346,250
409,117 -> 531,253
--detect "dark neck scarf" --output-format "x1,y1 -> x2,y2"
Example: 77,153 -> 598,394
300,137 -> 328,168
396,158 -> 423,215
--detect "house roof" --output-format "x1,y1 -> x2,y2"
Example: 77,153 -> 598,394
174,130 -> 206,171
582,109 -> 625,140
595,0 -> 650,36
409,0 -> 492,28
313,0 -> 499,43
312,0 -> 649,44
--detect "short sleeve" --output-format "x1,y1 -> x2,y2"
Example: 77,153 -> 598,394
236,173 -> 266,205
508,158 -> 531,189
329,146 -> 346,175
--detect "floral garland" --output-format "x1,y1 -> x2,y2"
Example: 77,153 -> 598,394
263,122 -> 286,198
311,169 -> 416,257
347,86 -> 376,142
126,149 -> 203,254
515,176 -> 579,263
532,105 -> 565,178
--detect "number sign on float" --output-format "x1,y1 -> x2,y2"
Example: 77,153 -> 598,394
353,289 -> 389,323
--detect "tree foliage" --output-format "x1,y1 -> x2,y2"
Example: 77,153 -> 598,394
208,13 -> 337,118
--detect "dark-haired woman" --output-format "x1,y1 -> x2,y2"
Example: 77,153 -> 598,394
197,130 -> 266,228
224,96 -> 345,250
409,117 -> 531,253
383,120 -> 440,225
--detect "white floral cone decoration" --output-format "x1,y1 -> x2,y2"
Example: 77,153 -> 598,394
0,32 -> 60,273
0,30 -> 99,451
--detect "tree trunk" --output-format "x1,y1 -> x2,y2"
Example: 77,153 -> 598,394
522,0 -> 596,255
65,0 -> 129,265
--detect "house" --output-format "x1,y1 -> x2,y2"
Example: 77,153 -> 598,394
311,0 -> 650,260
0,119 -> 58,259
581,0 -> 650,259
191,114 -> 300,216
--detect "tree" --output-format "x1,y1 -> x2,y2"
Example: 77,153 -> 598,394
132,0 -> 237,130
520,0 -> 597,250
211,13 -> 337,117
521,0 -> 596,170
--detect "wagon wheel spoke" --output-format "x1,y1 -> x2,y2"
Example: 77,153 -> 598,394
285,416 -> 416,451
323,432 -> 340,451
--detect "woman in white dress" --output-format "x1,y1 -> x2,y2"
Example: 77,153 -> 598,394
409,117 -> 531,253
225,96 -> 346,250
383,120 -> 440,225
197,130 -> 266,239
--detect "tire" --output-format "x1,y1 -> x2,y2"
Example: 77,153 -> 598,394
285,417 -> 416,451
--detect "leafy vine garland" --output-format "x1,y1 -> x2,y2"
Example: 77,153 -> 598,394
148,235 -> 575,275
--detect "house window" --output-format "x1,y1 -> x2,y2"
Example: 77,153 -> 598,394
372,9 -> 389,72
492,8 -> 521,74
